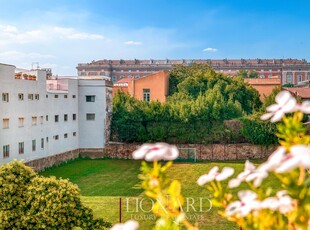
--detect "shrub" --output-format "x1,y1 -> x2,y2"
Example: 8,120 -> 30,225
0,161 -> 111,229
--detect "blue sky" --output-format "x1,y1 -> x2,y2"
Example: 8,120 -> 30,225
0,0 -> 309,75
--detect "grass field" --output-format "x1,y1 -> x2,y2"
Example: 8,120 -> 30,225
40,158 -> 280,230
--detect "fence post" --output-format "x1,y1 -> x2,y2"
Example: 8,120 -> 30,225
119,197 -> 122,223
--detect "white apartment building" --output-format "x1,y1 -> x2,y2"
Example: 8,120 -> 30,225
0,63 -> 112,164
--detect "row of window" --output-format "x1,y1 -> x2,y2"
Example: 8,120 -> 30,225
2,114 -> 77,129
3,132 -> 77,158
1,93 -> 78,102
2,113 -> 96,129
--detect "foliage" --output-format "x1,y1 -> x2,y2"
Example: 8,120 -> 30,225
282,83 -> 295,87
0,161 -> 111,229
112,64 -> 263,144
239,114 -> 278,145
127,91 -> 310,230
235,70 -> 259,79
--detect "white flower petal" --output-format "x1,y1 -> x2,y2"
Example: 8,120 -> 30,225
275,91 -> 293,106
275,156 -> 300,173
261,197 -> 279,210
266,104 -> 280,112
228,178 -> 242,188
270,111 -> 285,122
162,145 -> 179,160
197,174 -> 214,186
299,101 -> 310,113
216,167 -> 234,181
225,201 -> 241,216
282,97 -> 297,113
110,220 -> 139,230
238,190 -> 257,201
260,112 -> 274,120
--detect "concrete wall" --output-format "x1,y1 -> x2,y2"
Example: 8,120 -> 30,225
127,70 -> 170,102
78,80 -> 108,148
0,64 -> 79,164
245,78 -> 281,101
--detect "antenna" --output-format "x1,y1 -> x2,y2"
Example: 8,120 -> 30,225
31,62 -> 40,70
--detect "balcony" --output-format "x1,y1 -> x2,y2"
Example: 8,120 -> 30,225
15,73 -> 37,81
46,80 -> 68,92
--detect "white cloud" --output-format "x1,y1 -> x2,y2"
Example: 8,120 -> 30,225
124,40 -> 142,46
203,47 -> 218,52
0,51 -> 55,60
0,24 -> 104,44
53,26 -> 104,40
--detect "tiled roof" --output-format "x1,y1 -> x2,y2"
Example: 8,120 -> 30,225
284,87 -> 310,99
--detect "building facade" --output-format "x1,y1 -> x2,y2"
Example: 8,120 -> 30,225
0,63 -> 112,164
77,59 -> 310,85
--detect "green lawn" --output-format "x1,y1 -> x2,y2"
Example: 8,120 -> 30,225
40,158 -> 280,230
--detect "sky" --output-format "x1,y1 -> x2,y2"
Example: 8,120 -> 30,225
0,0 -> 309,76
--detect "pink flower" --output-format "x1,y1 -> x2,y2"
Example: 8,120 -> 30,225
258,147 -> 286,172
275,145 -> 310,173
226,190 -> 260,217
197,166 -> 234,186
110,220 -> 139,230
261,91 -> 297,122
229,160 -> 267,188
294,100 -> 310,114
261,191 -> 294,214
132,143 -> 179,161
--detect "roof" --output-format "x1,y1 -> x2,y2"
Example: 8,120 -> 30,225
115,77 -> 131,84
284,87 -> 310,99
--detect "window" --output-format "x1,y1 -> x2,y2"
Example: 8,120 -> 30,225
64,95 -> 68,98
18,142 -> 24,154
287,75 -> 292,83
120,75 -> 124,79
128,70 -> 132,72
18,93 -> 24,100
3,145 -> 9,158
46,137 -> 49,142
143,89 -> 150,102
41,138 -> 44,149
46,115 -> 48,121
54,135 -> 59,140
86,95 -> 95,102
32,116 -> 37,126
73,114 -> 76,120
55,115 -> 59,122
3,118 -> 9,129
2,93 -> 9,102
268,74 -> 272,78
260,75 -> 265,78
136,70 -> 139,72
64,133 -> 68,138
32,140 -> 36,151
298,75 -> 302,82
64,114 -> 68,121
261,69 -> 264,72
73,132 -> 77,136
72,95 -> 76,98
136,74 -> 140,78
46,94 -> 48,98
86,113 -> 95,120
18,117 -> 24,127
35,94 -> 39,100
40,116 -> 44,124
54,95 -> 58,98
28,94 -> 34,100
269,69 -> 272,72
112,75 -> 117,82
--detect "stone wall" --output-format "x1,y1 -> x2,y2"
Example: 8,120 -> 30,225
25,149 -> 79,171
83,143 -> 277,161
25,143 -> 278,172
